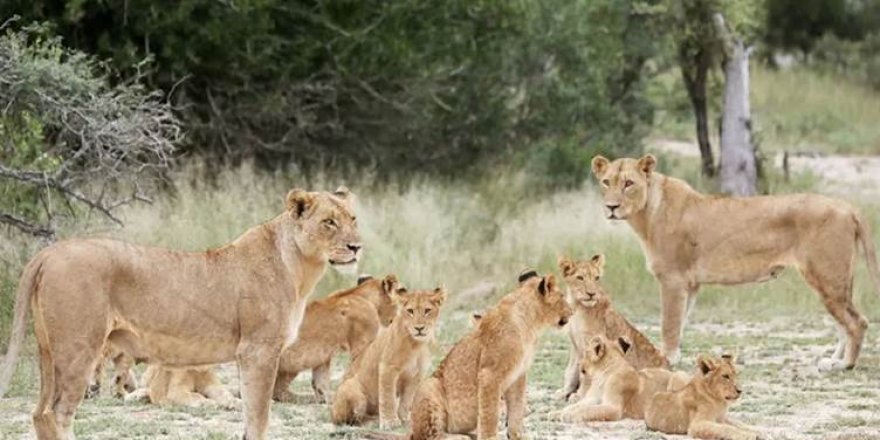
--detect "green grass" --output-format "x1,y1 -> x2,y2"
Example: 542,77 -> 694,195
650,64 -> 880,155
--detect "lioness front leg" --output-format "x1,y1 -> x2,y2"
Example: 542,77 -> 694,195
660,280 -> 690,365
477,368 -> 503,440
238,343 -> 283,440
378,364 -> 400,428
504,375 -> 528,440
689,420 -> 758,440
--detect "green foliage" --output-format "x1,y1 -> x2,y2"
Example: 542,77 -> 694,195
1,0 -> 664,182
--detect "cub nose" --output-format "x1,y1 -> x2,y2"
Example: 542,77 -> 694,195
414,325 -> 426,333
735,387 -> 742,396
347,243 -> 362,253
606,203 -> 620,212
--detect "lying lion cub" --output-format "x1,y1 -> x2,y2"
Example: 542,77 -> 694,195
405,270 -> 573,440
558,255 -> 668,401
331,286 -> 447,428
551,335 -> 682,423
273,274 -> 402,403
126,364 -> 235,408
645,354 -> 760,440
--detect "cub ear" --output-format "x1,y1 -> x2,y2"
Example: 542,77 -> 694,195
381,274 -> 400,294
518,268 -> 539,284
591,155 -> 610,178
590,254 -> 605,274
357,274 -> 374,285
333,186 -> 353,202
590,336 -> 606,358
617,336 -> 632,354
557,256 -> 576,277
286,188 -> 315,218
697,354 -> 717,375
470,312 -> 483,327
720,353 -> 736,365
431,286 -> 448,307
538,274 -> 556,296
637,154 -> 657,176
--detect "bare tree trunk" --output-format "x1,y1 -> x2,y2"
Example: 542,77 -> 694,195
715,13 -> 757,196
679,48 -> 715,177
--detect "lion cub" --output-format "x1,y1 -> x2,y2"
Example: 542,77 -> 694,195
558,255 -> 668,401
273,274 -> 402,403
646,354 -> 760,440
552,335 -> 681,423
331,286 -> 447,428
406,270 -> 573,440
126,365 -> 235,408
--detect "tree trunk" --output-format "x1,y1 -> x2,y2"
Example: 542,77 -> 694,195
679,50 -> 715,177
715,14 -> 757,196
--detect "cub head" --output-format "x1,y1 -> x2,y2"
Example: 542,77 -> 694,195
394,286 -> 447,342
558,254 -> 609,309
582,335 -> 631,374
517,270 -> 573,328
285,186 -> 362,275
356,274 -> 405,326
696,354 -> 742,402
591,154 -> 656,220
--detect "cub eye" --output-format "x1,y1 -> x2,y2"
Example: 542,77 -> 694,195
406,308 -> 414,316
601,179 -> 610,187
581,369 -> 586,374
722,374 -> 731,380
424,308 -> 432,316
576,275 -> 585,281
323,218 -> 338,228
594,276 -> 600,281
624,179 -> 634,188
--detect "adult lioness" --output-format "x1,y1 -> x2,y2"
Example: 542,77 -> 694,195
645,354 -> 760,440
273,274 -> 402,403
551,335 -> 681,423
591,154 -> 880,370
405,270 -> 573,440
558,255 -> 668,401
331,286 -> 446,428
0,187 -> 361,440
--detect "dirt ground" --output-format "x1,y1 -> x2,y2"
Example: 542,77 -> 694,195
1,313 -> 878,439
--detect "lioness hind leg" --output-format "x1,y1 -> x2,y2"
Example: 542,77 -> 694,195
804,269 -> 867,370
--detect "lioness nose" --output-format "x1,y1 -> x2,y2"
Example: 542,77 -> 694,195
606,203 -> 620,212
414,326 -> 425,333
347,243 -> 362,253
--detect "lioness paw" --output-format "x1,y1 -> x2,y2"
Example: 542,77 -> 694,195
817,358 -> 849,372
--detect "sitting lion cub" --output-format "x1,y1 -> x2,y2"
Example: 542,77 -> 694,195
645,354 -> 760,440
126,364 -> 235,408
405,270 -> 573,440
558,255 -> 668,401
552,335 -> 682,423
331,286 -> 447,428
273,274 -> 402,403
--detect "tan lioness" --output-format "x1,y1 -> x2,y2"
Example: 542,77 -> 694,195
0,187 -> 361,440
126,365 -> 235,408
405,270 -> 573,440
273,274 -> 402,403
558,255 -> 668,401
551,335 -> 682,423
331,286 -> 446,428
645,354 -> 760,440
591,154 -> 880,370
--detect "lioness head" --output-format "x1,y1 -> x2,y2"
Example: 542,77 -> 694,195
286,186 -> 362,274
696,354 -> 742,402
357,274 -> 405,326
591,154 -> 657,220
558,255 -> 608,309
517,270 -> 573,328
394,286 -> 447,342
581,335 -> 631,374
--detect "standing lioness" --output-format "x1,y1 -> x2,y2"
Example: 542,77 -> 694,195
591,154 -> 880,370
0,187 -> 361,440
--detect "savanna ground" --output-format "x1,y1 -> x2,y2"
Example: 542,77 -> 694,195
1,66 -> 880,439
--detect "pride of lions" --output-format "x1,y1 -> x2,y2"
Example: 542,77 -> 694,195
0,154 -> 877,440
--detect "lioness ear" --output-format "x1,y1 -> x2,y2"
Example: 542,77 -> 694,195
618,336 -> 632,354
538,275 -> 556,296
557,256 -> 576,277
431,286 -> 448,307
518,268 -> 539,284
286,189 -> 315,218
333,186 -> 352,201
381,274 -> 400,295
590,254 -> 605,274
357,274 -> 374,285
638,154 -> 657,176
697,354 -> 716,375
591,155 -> 610,177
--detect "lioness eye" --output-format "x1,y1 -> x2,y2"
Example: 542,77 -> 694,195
722,374 -> 731,380
323,218 -> 338,228
601,179 -> 610,187
624,179 -> 634,188
424,308 -> 432,316
407,308 -> 414,316
594,276 -> 600,281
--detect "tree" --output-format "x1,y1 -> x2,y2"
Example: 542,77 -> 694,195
0,21 -> 180,239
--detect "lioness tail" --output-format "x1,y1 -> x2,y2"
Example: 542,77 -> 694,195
855,213 -> 880,297
0,256 -> 44,397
